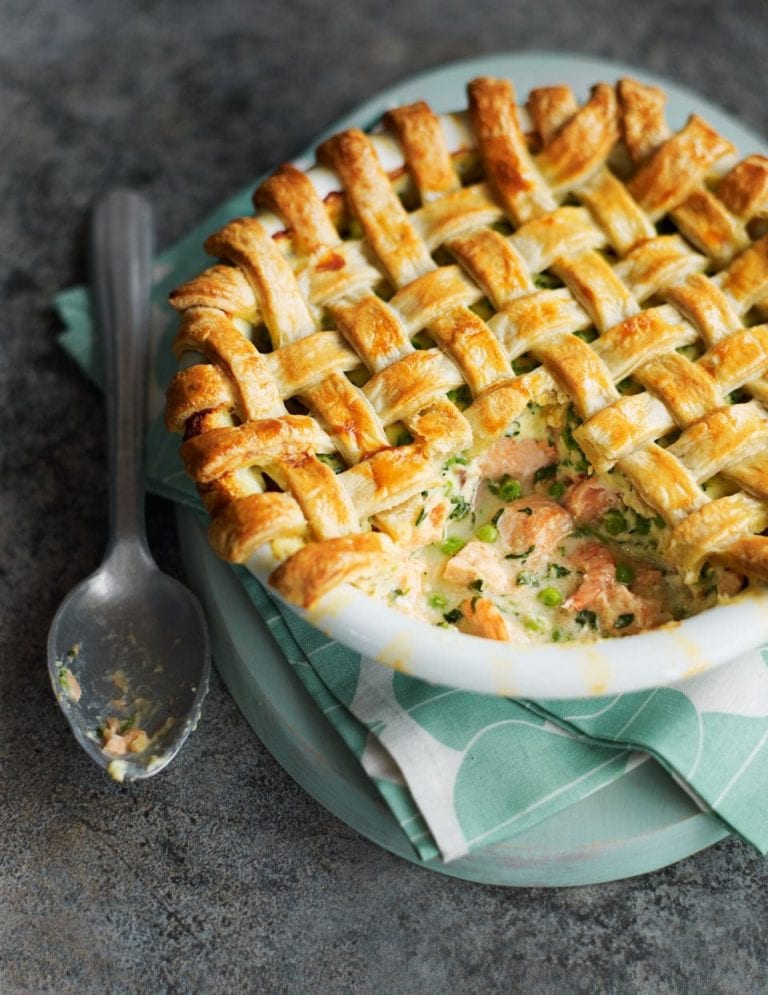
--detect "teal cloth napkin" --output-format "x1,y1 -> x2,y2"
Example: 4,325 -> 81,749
55,207 -> 768,863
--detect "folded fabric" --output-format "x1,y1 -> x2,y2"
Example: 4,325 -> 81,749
54,205 -> 768,862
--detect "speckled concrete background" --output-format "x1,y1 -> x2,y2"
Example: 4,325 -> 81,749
3,1 -> 768,991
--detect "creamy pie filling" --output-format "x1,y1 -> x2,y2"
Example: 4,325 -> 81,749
355,399 -> 740,643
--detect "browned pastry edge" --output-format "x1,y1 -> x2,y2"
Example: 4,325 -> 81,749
269,533 -> 395,607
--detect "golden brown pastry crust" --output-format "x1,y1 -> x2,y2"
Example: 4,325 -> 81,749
166,75 -> 768,609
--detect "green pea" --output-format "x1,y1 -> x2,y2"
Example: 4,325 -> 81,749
615,563 -> 635,584
476,523 -> 499,543
537,587 -> 564,607
524,616 -> 545,632
489,474 -> 522,501
440,536 -> 465,556
603,509 -> 627,535
548,481 -> 565,499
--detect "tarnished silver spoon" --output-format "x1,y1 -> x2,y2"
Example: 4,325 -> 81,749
47,189 -> 210,781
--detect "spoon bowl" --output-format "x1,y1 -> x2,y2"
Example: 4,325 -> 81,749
48,189 -> 210,780
48,543 -> 209,780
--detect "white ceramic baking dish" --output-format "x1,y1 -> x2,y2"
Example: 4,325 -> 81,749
185,52 -> 768,699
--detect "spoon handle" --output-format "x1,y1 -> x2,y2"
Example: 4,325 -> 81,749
91,189 -> 154,555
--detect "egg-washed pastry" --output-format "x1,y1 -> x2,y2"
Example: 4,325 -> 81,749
165,76 -> 768,644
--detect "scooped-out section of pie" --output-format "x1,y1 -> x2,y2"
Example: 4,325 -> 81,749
164,74 -> 768,644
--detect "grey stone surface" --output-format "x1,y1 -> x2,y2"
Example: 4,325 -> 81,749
2,0 -> 768,991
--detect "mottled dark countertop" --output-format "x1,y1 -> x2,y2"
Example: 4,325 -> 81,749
3,1 -> 768,991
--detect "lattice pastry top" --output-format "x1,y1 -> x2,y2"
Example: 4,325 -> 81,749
165,76 -> 768,641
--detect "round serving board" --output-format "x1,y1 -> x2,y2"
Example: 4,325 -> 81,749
171,49 -> 757,884
178,506 -> 727,887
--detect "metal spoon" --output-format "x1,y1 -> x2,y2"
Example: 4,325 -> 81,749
47,189 -> 210,782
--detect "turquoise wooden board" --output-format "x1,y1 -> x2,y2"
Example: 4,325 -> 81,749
178,507 -> 728,887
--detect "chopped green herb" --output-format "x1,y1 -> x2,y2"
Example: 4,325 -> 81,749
534,464 -> 557,483
469,579 -> 484,592
615,563 -> 635,584
548,480 -> 566,499
653,514 -> 666,529
488,475 -> 522,501
614,613 -> 635,630
392,588 -> 407,598
447,385 -> 472,410
603,509 -> 627,535
491,508 -> 504,526
476,523 -> 498,543
562,422 -> 581,452
561,407 -> 589,470
505,544 -> 535,560
516,571 -> 537,587
415,507 -> 427,526
517,506 -> 533,516
119,715 -> 136,734
537,587 -> 564,607
443,608 -> 463,624
395,430 -> 413,447
316,453 -> 345,473
575,609 -> 598,629
429,593 -> 448,610
440,536 -> 465,556
448,495 -> 471,521
443,454 -> 469,469
548,563 -> 571,578
552,629 -> 562,643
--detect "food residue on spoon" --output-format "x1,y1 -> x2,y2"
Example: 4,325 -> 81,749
99,716 -> 150,756
56,643 -> 82,702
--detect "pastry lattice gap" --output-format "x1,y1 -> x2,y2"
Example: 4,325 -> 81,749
165,76 -> 768,606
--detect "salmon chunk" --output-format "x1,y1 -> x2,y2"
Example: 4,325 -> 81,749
497,495 -> 573,563
458,597 -> 511,641
563,476 -> 622,524
442,541 -> 510,592
565,542 -> 669,633
479,437 -> 557,490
